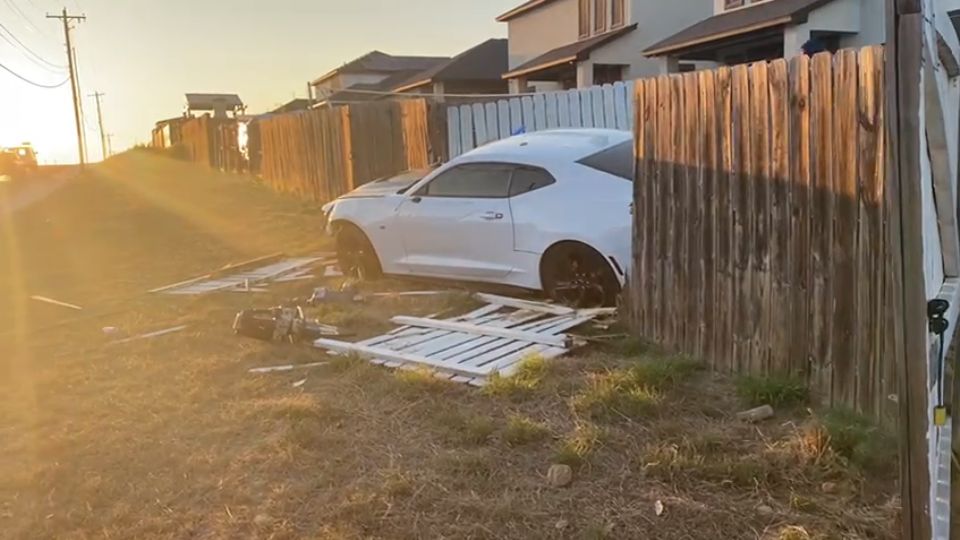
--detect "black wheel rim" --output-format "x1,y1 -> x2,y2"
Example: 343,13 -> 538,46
552,255 -> 606,308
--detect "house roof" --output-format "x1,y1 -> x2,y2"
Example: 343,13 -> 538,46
271,99 -> 310,114
323,69 -> 430,103
312,51 -> 450,85
502,24 -> 638,80
644,0 -> 838,56
496,0 -> 561,22
393,38 -> 508,92
184,93 -> 243,110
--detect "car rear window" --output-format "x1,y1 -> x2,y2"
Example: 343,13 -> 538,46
576,140 -> 634,180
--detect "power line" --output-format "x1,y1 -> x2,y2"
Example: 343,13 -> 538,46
3,0 -> 54,40
0,19 -> 65,70
0,58 -> 68,87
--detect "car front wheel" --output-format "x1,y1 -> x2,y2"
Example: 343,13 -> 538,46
334,223 -> 382,280
541,243 -> 621,308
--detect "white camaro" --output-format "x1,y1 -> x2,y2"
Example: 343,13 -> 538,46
322,129 -> 634,306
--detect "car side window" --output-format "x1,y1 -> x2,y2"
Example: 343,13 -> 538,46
509,166 -> 556,197
416,164 -> 512,198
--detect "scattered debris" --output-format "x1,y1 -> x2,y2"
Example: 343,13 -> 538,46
654,500 -> 665,517
821,481 -> 838,494
324,266 -> 343,278
756,504 -> 774,516
547,464 -> 573,487
736,405 -> 775,423
307,286 -> 363,305
110,325 -> 188,345
234,306 -> 339,343
292,378 -> 307,388
248,361 -> 329,374
152,255 -> 330,295
314,293 -> 608,386
101,326 -> 120,336
30,295 -> 83,311
554,519 -> 569,531
368,290 -> 450,298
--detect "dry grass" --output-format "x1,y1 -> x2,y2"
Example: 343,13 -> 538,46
0,154 -> 899,539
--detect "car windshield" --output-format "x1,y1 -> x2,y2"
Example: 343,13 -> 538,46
576,140 -> 634,180
371,168 -> 435,193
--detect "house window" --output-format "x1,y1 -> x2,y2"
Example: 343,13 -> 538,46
579,0 -> 590,38
724,0 -> 744,8
611,0 -> 625,28
594,0 -> 607,33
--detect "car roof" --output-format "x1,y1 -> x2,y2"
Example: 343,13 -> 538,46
457,129 -> 632,164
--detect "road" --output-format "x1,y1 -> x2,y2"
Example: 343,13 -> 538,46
0,167 -> 74,217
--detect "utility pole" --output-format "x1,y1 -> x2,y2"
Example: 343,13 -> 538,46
106,134 -> 113,157
47,8 -> 86,169
89,91 -> 107,161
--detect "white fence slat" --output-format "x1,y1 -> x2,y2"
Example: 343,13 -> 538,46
485,102 -> 499,143
613,82 -> 629,130
533,93 -> 547,131
580,88 -> 594,127
556,91 -> 570,128
545,92 -> 559,129
602,84 -> 616,128
521,96 -> 535,133
625,80 -> 636,130
568,89 -> 582,128
459,104 -> 475,153
472,103 -> 488,145
591,86 -> 605,128
509,98 -> 523,135
497,100 -> 511,139
447,106 -> 461,157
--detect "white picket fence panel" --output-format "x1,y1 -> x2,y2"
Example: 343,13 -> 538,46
447,81 -> 636,157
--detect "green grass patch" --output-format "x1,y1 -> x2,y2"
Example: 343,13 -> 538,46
627,357 -> 701,388
819,408 -> 896,472
394,367 -> 455,393
483,354 -> 549,400
503,415 -> 550,446
735,375 -> 808,408
552,423 -> 604,467
433,411 -> 496,446
572,370 -> 661,421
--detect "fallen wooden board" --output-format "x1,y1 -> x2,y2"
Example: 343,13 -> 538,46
110,325 -> 188,345
30,295 -> 83,311
315,339 -> 489,378
160,257 -> 326,295
473,293 -> 575,315
249,361 -> 330,374
390,315 -> 571,348
149,252 -> 287,293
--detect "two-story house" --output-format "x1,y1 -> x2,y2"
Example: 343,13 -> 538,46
643,0 -> 885,69
497,0 -> 713,93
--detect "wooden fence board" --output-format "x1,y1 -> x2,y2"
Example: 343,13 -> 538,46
683,72 -> 702,356
556,91 -> 571,127
592,85 -> 605,128
497,100 -> 511,139
447,105 -> 461,158
533,93 -> 548,131
472,103 -> 488,146
717,67 -> 735,373
749,61 -> 770,374
581,90 -> 595,128
789,54 -> 813,381
460,104 -> 475,153
569,90 -> 583,128
768,59 -> 790,376
700,69 -> 718,364
484,102 -> 499,145
731,64 -> 750,373
603,84 -> 617,128
614,81 -> 629,130
810,51 -> 835,403
833,48 -> 860,407
546,92 -> 560,128
521,96 -> 535,132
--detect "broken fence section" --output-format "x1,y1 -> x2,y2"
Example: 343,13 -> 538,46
152,257 -> 329,295
314,293 -> 613,386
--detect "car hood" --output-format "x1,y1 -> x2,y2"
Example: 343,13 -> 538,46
338,169 -> 432,200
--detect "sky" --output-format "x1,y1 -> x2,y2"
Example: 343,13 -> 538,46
0,0 -> 518,164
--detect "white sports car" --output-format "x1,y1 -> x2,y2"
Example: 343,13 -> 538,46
322,129 -> 634,306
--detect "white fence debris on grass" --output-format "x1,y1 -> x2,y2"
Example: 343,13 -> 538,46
314,293 -> 614,386
447,81 -> 635,157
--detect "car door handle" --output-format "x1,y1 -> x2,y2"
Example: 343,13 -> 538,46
481,211 -> 504,221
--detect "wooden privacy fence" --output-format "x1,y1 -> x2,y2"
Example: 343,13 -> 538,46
628,46 -> 892,418
448,81 -> 635,157
257,99 -> 445,202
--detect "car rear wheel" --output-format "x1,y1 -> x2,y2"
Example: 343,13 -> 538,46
541,242 -> 621,308
335,223 -> 382,280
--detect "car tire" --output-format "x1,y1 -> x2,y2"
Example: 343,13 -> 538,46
335,223 -> 383,280
541,242 -> 621,308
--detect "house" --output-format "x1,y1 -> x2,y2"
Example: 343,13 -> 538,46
270,98 -> 311,115
185,93 -> 244,119
497,0 -> 713,93
309,51 -> 449,105
391,38 -> 509,100
643,0 -> 886,70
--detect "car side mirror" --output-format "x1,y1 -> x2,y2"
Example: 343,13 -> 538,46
411,196 -> 422,203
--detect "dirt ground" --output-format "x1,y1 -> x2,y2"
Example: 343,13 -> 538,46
0,152 -> 898,539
